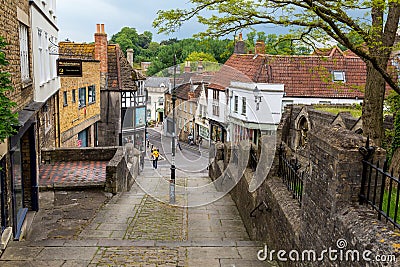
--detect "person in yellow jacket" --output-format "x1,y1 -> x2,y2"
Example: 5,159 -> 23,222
152,148 -> 160,169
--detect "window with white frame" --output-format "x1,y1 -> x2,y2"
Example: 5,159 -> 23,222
19,23 -> 30,82
332,71 -> 346,82
88,85 -> 96,104
234,96 -> 238,113
38,28 -> 45,84
242,97 -> 247,115
212,104 -> 219,116
213,90 -> 219,100
45,32 -> 50,81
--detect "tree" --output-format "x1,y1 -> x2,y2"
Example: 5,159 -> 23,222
386,90 -> 400,163
0,37 -> 19,141
185,51 -> 217,63
138,31 -> 153,49
154,0 -> 400,146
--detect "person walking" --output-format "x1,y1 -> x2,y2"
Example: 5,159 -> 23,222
152,148 -> 160,169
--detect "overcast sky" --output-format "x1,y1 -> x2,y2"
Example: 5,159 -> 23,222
57,0 -> 209,43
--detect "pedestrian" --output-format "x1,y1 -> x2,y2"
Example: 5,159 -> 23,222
177,140 -> 182,151
152,148 -> 160,169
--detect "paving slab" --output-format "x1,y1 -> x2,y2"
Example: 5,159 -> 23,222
1,159 -> 272,266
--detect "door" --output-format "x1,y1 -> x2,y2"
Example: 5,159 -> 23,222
78,129 -> 88,147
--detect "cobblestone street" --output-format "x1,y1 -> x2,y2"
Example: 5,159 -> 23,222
0,157 -> 276,266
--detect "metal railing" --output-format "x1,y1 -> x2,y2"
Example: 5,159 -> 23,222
278,145 -> 304,206
249,147 -> 257,172
359,156 -> 400,230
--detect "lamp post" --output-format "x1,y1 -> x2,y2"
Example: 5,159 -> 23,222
170,55 -> 177,204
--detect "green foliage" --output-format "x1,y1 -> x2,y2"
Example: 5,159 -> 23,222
185,51 -> 217,63
153,0 -> 400,95
0,37 -> 19,140
385,90 -> 400,164
314,106 -> 362,118
382,189 -> 400,223
246,31 -> 311,55
145,38 -> 233,76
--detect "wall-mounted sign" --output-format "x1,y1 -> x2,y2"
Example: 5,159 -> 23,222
135,106 -> 146,127
57,59 -> 82,77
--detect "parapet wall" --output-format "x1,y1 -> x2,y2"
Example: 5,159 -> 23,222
41,146 -> 139,193
210,105 -> 399,266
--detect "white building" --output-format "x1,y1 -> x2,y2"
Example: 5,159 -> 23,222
228,82 -> 284,145
144,77 -> 170,123
206,84 -> 229,142
30,0 -> 60,149
194,83 -> 209,146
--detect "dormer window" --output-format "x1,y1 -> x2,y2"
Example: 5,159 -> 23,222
332,71 -> 346,82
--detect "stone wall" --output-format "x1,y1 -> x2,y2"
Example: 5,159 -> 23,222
211,105 -> 400,266
41,147 -> 118,163
0,0 -> 34,112
97,91 -> 121,146
105,146 -> 139,193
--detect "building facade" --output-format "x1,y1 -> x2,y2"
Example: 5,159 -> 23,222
58,43 -> 101,148
30,0 -> 60,152
0,0 -> 47,246
208,37 -> 367,145
144,77 -> 170,123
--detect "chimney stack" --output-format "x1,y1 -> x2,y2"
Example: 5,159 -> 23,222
95,23 -> 108,74
126,48 -> 134,67
184,61 -> 191,73
197,60 -> 203,72
234,33 -> 246,54
255,40 -> 266,54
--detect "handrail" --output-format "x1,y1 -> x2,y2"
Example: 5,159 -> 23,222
250,201 -> 271,218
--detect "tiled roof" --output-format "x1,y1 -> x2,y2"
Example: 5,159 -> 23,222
166,82 -> 203,100
207,57 -> 259,91
59,42 -> 95,60
217,47 -> 367,98
59,42 -> 141,91
107,44 -> 141,91
145,77 -> 171,88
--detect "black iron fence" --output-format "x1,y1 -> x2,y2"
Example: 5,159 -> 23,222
359,141 -> 400,229
278,145 -> 304,206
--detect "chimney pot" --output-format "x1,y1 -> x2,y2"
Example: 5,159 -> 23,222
101,24 -> 105,33
96,24 -> 101,33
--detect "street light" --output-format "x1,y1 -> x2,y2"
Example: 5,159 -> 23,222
170,55 -> 177,204
253,85 -> 262,110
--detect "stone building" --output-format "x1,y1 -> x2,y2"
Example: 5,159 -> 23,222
58,24 -> 146,149
0,0 -> 59,248
58,24 -> 146,148
58,42 -> 101,147
164,82 -> 203,142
